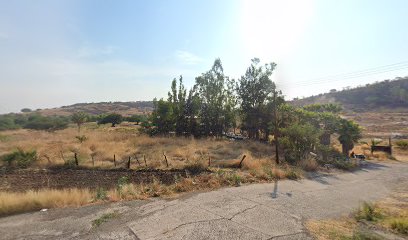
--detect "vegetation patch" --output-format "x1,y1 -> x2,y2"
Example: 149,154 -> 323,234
1,148 -> 37,168
92,211 -> 119,227
307,189 -> 408,239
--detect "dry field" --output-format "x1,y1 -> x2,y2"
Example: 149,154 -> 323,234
0,123 -> 275,169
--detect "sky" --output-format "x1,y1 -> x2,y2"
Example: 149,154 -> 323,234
1,0 -> 408,113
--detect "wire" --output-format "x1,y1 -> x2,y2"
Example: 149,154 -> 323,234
279,61 -> 408,87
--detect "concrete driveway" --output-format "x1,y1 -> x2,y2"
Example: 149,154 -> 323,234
1,161 -> 407,240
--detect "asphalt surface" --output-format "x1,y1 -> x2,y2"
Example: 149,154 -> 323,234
1,161 -> 407,240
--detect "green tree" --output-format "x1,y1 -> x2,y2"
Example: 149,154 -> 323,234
71,112 -> 88,133
280,123 -> 321,163
150,98 -> 175,135
237,58 -> 277,140
125,114 -> 147,125
194,59 -> 236,137
168,76 -> 187,136
337,119 -> 362,155
98,113 -> 123,127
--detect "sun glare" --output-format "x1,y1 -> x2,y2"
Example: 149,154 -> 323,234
240,0 -> 316,62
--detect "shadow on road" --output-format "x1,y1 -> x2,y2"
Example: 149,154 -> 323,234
357,161 -> 389,172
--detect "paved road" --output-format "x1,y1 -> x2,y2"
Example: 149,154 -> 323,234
1,161 -> 408,240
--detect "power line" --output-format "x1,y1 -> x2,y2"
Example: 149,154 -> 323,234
280,61 -> 408,87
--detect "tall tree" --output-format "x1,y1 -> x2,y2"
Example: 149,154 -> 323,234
168,76 -> 187,136
194,59 -> 236,136
237,58 -> 277,140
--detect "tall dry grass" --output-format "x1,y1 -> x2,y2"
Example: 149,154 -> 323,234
0,123 -> 276,169
0,188 -> 92,216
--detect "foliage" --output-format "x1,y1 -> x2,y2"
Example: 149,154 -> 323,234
355,202 -> 382,222
97,113 -> 123,127
20,108 -> 32,113
338,119 -> 362,155
237,58 -> 281,140
23,114 -> 69,131
395,140 -> 408,149
95,187 -> 108,201
390,218 -> 408,235
71,112 -> 88,132
92,212 -> 118,227
125,114 -> 147,125
1,149 -> 37,168
280,123 -> 321,163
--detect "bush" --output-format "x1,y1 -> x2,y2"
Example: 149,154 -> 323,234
1,149 -> 37,168
390,218 -> 408,235
395,140 -> 408,150
97,113 -> 123,127
23,114 -> 69,131
355,202 -> 382,222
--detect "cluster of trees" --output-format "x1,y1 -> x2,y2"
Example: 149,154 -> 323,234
0,111 -> 146,131
144,58 -> 363,162
0,114 -> 70,131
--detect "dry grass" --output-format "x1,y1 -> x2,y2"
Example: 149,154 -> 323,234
306,218 -> 356,240
0,124 -> 275,170
0,188 -> 92,216
307,187 -> 408,239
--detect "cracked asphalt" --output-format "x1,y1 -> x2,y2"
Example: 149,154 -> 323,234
1,161 -> 407,240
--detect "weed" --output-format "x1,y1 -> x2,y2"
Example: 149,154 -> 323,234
352,229 -> 384,240
395,140 -> 408,150
95,187 -> 108,201
355,202 -> 382,222
92,211 -> 118,227
390,218 -> 408,235
226,173 -> 242,186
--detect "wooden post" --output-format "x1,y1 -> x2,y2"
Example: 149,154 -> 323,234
74,152 -> 79,166
389,137 -> 392,155
208,156 -> 211,167
127,156 -> 131,169
239,155 -> 247,168
135,156 -> 141,166
91,155 -> 94,167
114,154 -> 116,167
144,155 -> 147,167
163,152 -> 169,168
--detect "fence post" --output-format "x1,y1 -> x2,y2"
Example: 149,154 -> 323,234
114,154 -> 116,167
163,152 -> 169,167
144,155 -> 147,167
127,156 -> 131,169
239,155 -> 247,168
74,153 -> 79,166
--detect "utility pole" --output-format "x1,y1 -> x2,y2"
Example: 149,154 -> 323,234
273,89 -> 280,164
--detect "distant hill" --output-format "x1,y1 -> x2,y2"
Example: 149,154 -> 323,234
292,77 -> 408,112
37,101 -> 154,116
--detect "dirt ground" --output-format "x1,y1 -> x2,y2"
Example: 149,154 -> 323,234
0,168 -> 188,192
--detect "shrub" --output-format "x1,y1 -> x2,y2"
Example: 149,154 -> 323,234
390,218 -> 408,235
395,140 -> 408,150
1,149 -> 37,168
95,187 -> 108,201
352,229 -> 384,240
23,115 -> 69,131
355,202 -> 382,222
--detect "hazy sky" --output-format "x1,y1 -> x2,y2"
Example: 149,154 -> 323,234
1,0 -> 408,113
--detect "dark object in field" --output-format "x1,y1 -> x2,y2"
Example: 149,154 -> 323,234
239,155 -> 247,168
224,133 -> 246,140
354,154 -> 366,160
371,137 -> 393,155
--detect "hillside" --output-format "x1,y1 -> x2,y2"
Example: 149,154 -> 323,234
292,77 -> 408,112
37,101 -> 154,116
